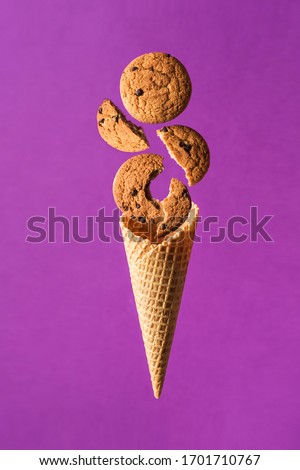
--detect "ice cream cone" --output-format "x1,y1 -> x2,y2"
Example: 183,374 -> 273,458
120,203 -> 199,398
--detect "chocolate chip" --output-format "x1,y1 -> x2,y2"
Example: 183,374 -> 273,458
112,115 -> 119,123
184,144 -> 192,152
182,190 -> 189,198
135,203 -> 141,209
98,107 -> 102,114
98,119 -> 105,126
166,54 -> 171,57
162,127 -> 168,132
179,141 -> 192,153
160,223 -> 167,230
131,66 -> 138,71
138,216 -> 146,223
136,89 -> 144,96
131,189 -> 138,196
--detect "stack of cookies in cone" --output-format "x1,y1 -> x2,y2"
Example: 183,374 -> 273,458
97,52 -> 210,398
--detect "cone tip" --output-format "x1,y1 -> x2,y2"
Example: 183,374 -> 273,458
153,387 -> 162,399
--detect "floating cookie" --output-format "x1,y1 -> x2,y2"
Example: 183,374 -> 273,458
113,153 -> 163,223
113,154 -> 191,241
120,52 -> 192,124
157,125 -> 210,186
97,99 -> 149,152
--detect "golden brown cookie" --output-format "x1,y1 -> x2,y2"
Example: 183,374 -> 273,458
120,52 -> 192,124
157,178 -> 191,238
97,99 -> 149,152
113,154 -> 163,223
157,125 -> 210,185
113,154 -> 191,242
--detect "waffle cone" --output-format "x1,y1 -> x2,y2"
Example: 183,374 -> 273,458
120,203 -> 199,398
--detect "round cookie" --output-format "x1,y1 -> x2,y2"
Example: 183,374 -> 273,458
157,125 -> 210,186
120,52 -> 192,124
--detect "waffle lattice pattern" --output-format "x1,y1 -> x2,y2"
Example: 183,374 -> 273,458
120,204 -> 198,398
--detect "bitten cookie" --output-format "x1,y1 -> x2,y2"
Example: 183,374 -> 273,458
157,125 -> 210,186
120,52 -> 192,124
157,178 -> 191,238
97,99 -> 149,152
113,154 -> 163,223
113,154 -> 191,241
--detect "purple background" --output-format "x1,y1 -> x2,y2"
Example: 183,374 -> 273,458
0,0 -> 299,450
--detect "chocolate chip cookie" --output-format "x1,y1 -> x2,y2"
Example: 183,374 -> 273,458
97,99 -> 149,152
157,178 -> 191,238
113,154 -> 191,241
113,153 -> 163,223
157,125 -> 210,185
120,52 -> 192,124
